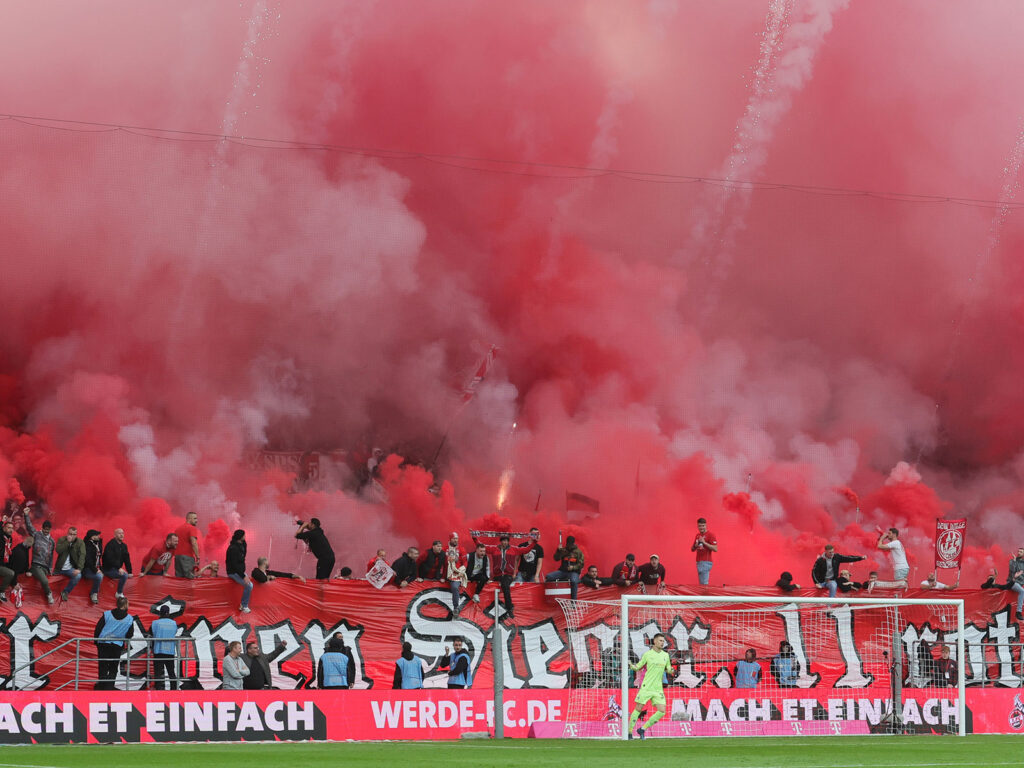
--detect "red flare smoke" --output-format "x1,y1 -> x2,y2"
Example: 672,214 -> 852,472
836,486 -> 860,509
0,2 -> 1022,587
722,492 -> 761,532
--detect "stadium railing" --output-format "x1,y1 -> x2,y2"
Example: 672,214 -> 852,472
3,636 -> 197,691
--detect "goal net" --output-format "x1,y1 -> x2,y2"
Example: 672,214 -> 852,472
558,595 -> 966,739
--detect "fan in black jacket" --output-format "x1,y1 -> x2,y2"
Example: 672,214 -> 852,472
811,545 -> 865,597
581,565 -> 612,589
464,545 -> 491,603
295,518 -> 335,580
836,569 -> 865,593
243,640 -> 288,689
225,530 -> 253,614
101,528 -> 133,598
611,555 -> 639,587
417,541 -> 446,581
775,571 -> 799,592
0,518 -> 16,600
251,556 -> 306,584
1,538 -> 32,605
82,529 -> 105,605
391,548 -> 421,588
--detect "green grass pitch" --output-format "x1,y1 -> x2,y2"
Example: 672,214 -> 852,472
0,737 -> 1020,768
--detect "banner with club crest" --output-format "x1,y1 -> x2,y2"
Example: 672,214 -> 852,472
935,519 -> 967,570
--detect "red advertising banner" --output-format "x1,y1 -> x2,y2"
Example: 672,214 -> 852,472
0,689 -> 566,743
0,687 -> 1022,742
935,518 -> 967,569
971,688 -> 1024,734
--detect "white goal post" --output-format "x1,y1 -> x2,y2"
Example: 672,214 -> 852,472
558,594 -> 967,738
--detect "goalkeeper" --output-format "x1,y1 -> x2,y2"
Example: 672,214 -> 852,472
628,633 -> 675,739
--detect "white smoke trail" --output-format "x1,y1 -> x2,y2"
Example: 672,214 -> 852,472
221,0 -> 278,144
684,0 -> 849,293
166,0 -> 281,347
980,120 -> 1024,260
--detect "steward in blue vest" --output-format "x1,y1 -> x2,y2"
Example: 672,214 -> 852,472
770,640 -> 800,687
734,648 -> 762,688
150,605 -> 180,690
392,641 -> 424,689
318,638 -> 351,689
94,596 -> 135,690
440,638 -> 473,689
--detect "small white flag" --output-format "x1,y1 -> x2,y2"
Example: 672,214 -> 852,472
366,560 -> 396,589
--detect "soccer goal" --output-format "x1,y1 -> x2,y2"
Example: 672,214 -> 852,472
558,594 -> 966,739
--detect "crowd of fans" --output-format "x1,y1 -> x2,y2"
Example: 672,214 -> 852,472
2,500 -> 1020,618
1,498 -> 1017,692
0,502 -> 313,611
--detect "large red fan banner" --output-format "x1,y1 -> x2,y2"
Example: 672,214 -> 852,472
0,579 -> 1018,693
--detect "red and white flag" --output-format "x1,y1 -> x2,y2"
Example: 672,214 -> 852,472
366,560 -> 396,589
566,491 -> 600,521
462,345 -> 498,403
935,518 -> 967,569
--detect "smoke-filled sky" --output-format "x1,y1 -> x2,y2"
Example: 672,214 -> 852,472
1,0 -> 1023,585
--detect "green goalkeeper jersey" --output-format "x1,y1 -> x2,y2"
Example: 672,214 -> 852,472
636,648 -> 673,693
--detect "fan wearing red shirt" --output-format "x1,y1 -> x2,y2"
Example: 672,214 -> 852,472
140,534 -> 179,576
367,549 -> 387,573
691,518 -> 718,586
174,512 -> 201,579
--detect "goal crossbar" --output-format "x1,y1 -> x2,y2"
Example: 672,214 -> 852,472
615,594 -> 967,739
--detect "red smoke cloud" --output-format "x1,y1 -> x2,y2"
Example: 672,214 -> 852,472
0,1 -> 1023,587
